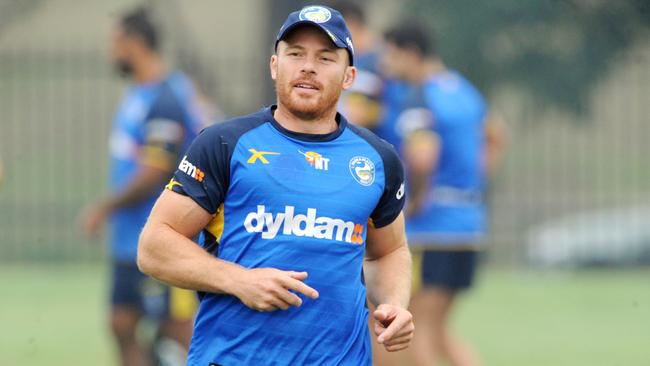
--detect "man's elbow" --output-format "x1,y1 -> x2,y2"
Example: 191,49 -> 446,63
137,225 -> 157,276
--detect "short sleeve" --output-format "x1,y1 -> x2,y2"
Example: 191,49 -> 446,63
370,144 -> 406,228
140,88 -> 187,170
166,129 -> 228,214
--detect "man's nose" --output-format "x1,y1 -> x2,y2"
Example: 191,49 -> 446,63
300,55 -> 317,75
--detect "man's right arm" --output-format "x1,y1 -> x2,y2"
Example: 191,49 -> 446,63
137,189 -> 319,311
137,189 -> 239,293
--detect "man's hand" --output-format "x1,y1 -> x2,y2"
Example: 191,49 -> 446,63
79,201 -> 111,238
373,303 -> 415,352
231,268 -> 319,312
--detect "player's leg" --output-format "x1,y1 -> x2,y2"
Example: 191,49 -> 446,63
410,249 -> 481,366
411,286 -> 481,366
110,263 -> 151,366
159,286 -> 197,348
152,285 -> 197,365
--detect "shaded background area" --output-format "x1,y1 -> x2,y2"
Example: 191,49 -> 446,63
0,0 -> 649,364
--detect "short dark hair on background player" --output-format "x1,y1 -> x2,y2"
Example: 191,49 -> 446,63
120,7 -> 159,52
384,23 -> 436,57
327,1 -> 366,25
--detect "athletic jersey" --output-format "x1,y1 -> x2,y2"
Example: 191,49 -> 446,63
166,106 -> 405,365
378,71 -> 487,246
108,72 -> 203,263
348,47 -> 382,97
375,78 -> 412,150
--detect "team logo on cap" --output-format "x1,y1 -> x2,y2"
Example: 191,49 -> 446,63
299,6 -> 332,23
349,156 -> 375,186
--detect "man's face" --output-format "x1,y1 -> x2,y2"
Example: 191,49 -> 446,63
110,27 -> 135,77
380,42 -> 416,80
271,25 -> 355,120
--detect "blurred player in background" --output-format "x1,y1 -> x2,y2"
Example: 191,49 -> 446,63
331,1 -> 384,130
376,23 -> 507,366
138,5 -> 414,365
79,8 -> 203,366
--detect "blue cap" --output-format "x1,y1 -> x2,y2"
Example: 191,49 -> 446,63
275,5 -> 354,65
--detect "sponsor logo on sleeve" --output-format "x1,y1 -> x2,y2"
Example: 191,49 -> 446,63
396,182 -> 405,199
165,178 -> 183,191
178,155 -> 204,182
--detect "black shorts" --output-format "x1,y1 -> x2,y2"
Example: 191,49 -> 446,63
413,249 -> 479,292
110,262 -> 197,321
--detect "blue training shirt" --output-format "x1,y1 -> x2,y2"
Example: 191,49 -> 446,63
378,71 -> 487,246
108,72 -> 203,263
375,78 -> 412,150
166,106 -> 405,365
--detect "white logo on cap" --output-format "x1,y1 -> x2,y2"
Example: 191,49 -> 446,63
346,36 -> 354,54
324,28 -> 338,43
299,6 -> 332,23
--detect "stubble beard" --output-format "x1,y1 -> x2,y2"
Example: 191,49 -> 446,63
275,76 -> 341,121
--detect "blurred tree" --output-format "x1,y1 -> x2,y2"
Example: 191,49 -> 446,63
403,0 -> 650,113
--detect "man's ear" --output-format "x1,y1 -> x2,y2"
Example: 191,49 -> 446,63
342,66 -> 357,90
270,54 -> 278,80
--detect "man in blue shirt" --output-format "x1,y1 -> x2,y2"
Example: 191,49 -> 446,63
377,24 -> 507,366
80,8 -> 203,366
333,1 -> 384,130
138,5 -> 414,365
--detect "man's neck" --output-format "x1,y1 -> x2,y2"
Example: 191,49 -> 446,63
273,103 -> 339,135
133,54 -> 166,84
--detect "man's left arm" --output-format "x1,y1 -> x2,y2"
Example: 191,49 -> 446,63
364,212 -> 414,352
364,139 -> 413,352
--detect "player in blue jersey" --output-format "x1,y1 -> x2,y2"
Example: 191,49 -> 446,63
138,5 -> 414,365
377,24 -> 507,366
331,2 -> 385,131
80,8 -> 202,366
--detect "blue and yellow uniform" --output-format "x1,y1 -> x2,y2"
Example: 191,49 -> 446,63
339,47 -> 384,129
109,71 -> 202,317
379,70 -> 487,290
167,106 -> 405,365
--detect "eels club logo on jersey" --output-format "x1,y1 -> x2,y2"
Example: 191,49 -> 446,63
299,6 -> 332,23
178,156 -> 204,182
299,150 -> 330,171
349,156 -> 375,186
244,205 -> 364,244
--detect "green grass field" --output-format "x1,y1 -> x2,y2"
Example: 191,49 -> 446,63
1,264 -> 648,365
